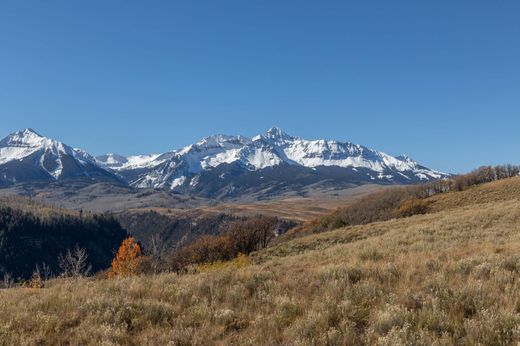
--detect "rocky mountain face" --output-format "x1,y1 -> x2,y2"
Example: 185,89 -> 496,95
0,127 -> 448,200
0,129 -> 122,187
96,127 -> 448,198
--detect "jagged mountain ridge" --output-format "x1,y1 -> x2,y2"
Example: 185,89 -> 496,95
0,127 -> 448,199
95,127 -> 448,197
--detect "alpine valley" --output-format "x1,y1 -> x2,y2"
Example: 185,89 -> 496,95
0,127 -> 448,210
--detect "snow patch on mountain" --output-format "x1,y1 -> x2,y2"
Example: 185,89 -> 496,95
96,153 -> 163,170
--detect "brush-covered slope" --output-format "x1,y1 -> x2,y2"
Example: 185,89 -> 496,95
2,177 -> 520,345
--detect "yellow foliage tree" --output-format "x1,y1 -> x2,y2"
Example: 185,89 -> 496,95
108,237 -> 142,278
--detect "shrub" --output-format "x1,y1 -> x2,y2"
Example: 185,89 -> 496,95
109,237 -> 143,278
225,216 -> 278,254
169,235 -> 235,272
370,304 -> 411,336
58,245 -> 92,278
359,248 -> 384,262
195,253 -> 250,273
394,198 -> 430,218
169,216 -> 279,272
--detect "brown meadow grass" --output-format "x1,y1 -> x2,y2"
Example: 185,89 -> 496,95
2,178 -> 520,345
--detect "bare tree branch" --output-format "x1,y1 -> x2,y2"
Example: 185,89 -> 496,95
58,245 -> 92,278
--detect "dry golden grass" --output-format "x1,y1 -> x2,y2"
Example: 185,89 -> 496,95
429,175 -> 520,212
3,178 -> 520,345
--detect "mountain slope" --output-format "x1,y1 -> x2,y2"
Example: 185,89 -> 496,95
0,129 -> 122,187
106,127 -> 448,198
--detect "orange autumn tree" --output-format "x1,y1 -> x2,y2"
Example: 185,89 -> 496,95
108,237 -> 143,278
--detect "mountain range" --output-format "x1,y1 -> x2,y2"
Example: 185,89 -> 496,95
0,127 -> 448,200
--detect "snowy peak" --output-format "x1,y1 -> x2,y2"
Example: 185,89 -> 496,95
0,129 -> 118,184
0,128 -> 93,165
0,128 -> 46,147
118,127 -> 448,191
0,129 -> 57,166
263,126 -> 295,142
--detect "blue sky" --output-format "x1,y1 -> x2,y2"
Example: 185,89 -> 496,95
0,1 -> 519,173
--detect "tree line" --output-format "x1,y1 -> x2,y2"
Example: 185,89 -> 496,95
0,204 -> 127,281
412,164 -> 520,198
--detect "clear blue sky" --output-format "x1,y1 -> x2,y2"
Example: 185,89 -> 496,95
1,1 -> 519,173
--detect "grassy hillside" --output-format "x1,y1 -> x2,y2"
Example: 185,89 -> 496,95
280,167 -> 520,241
2,177 -> 520,344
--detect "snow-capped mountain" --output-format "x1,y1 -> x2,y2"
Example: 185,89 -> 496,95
99,127 -> 448,197
0,127 -> 448,199
0,129 -> 121,187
